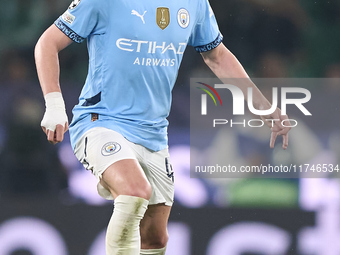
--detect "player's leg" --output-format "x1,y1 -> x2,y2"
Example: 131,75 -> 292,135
140,204 -> 171,255
100,159 -> 151,199
101,159 -> 152,255
74,127 -> 152,255
136,145 -> 174,255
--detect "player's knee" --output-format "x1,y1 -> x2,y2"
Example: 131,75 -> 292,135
142,231 -> 169,249
125,180 -> 152,201
156,232 -> 169,248
143,181 -> 152,200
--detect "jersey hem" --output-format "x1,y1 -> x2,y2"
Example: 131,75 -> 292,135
194,33 -> 223,53
54,18 -> 85,44
69,114 -> 168,152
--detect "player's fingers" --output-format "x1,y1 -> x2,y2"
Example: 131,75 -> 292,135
47,129 -> 56,144
279,114 -> 290,130
55,124 -> 64,143
271,122 -> 282,132
282,133 -> 289,150
270,131 -> 278,149
272,109 -> 284,129
274,119 -> 284,130
42,126 -> 47,135
277,117 -> 291,135
277,126 -> 291,136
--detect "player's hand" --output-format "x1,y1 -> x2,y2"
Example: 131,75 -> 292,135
261,107 -> 291,150
41,92 -> 69,145
41,122 -> 69,145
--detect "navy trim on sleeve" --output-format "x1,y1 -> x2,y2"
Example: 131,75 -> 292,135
194,33 -> 223,53
54,18 -> 85,44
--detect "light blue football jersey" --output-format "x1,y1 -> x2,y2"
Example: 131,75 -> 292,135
55,0 -> 222,151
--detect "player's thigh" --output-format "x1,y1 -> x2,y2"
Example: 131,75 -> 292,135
74,127 -> 151,200
140,204 -> 172,249
101,158 -> 151,200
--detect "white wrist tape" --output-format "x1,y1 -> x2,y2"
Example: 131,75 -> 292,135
41,92 -> 68,132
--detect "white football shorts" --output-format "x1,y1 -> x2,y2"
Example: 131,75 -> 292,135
74,127 -> 174,206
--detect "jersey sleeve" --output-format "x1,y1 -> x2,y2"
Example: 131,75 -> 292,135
189,0 -> 223,53
54,0 -> 107,43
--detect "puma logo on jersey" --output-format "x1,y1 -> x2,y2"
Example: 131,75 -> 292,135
131,10 -> 147,24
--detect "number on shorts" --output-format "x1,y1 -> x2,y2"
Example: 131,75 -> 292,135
165,157 -> 174,182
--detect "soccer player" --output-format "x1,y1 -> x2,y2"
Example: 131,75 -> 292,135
35,0 -> 291,254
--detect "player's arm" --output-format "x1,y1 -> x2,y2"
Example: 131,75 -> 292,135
201,43 -> 291,149
35,25 -> 73,145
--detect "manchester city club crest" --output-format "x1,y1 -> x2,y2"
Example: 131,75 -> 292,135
156,7 -> 170,30
101,142 -> 121,156
69,0 -> 81,10
177,8 -> 190,29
